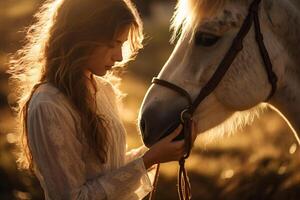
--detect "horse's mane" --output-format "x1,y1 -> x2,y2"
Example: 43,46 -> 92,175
170,0 -> 255,42
170,0 -> 226,42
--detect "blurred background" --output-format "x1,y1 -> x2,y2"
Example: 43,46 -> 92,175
0,0 -> 299,199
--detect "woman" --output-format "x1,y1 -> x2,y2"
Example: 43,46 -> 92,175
8,0 -> 187,199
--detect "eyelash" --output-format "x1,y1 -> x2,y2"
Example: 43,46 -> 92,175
108,44 -> 115,48
194,32 -> 221,47
108,42 -> 122,49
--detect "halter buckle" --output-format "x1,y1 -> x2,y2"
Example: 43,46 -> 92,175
180,109 -> 192,123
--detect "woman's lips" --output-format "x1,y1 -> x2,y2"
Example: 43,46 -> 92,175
105,66 -> 113,70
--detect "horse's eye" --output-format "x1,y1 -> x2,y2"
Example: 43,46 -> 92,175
194,32 -> 220,47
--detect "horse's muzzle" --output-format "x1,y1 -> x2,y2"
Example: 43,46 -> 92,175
139,100 -> 186,147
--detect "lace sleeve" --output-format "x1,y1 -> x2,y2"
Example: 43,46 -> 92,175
125,146 -> 148,164
98,158 -> 153,200
27,102 -> 153,200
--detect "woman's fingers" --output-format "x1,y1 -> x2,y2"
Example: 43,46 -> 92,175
171,140 -> 185,159
145,124 -> 191,164
171,140 -> 185,149
166,124 -> 183,141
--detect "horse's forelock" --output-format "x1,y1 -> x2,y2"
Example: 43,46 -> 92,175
170,0 -> 255,43
170,0 -> 226,43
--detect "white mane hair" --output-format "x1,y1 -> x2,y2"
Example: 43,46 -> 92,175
170,0 -> 227,42
170,0 -> 268,42
197,105 -> 267,145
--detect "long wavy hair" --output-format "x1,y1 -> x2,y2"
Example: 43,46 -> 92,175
8,0 -> 143,171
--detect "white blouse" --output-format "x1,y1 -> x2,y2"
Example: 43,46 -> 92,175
27,76 -> 154,200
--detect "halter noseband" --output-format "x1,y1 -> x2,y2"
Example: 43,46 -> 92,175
149,0 -> 278,199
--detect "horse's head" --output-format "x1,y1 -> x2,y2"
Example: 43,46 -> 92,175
139,0 -> 287,147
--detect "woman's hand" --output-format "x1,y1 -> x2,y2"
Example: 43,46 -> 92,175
143,125 -> 185,169
143,121 -> 198,169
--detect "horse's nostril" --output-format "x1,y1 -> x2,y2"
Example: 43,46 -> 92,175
140,118 -> 146,135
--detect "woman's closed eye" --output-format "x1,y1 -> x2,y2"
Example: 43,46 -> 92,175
194,32 -> 220,47
108,43 -> 118,49
108,41 -> 123,49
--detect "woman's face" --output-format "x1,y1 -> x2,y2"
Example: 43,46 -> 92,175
86,27 -> 130,76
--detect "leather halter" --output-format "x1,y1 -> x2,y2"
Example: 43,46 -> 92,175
148,0 -> 278,199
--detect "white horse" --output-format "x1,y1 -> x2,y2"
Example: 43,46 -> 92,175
138,0 -> 300,147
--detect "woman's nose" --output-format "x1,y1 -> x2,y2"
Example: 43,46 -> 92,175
113,47 -> 123,62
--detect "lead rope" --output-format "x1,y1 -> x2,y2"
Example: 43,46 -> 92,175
149,112 -> 193,200
149,150 -> 192,200
149,163 -> 160,200
177,110 -> 193,200
178,159 -> 191,200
